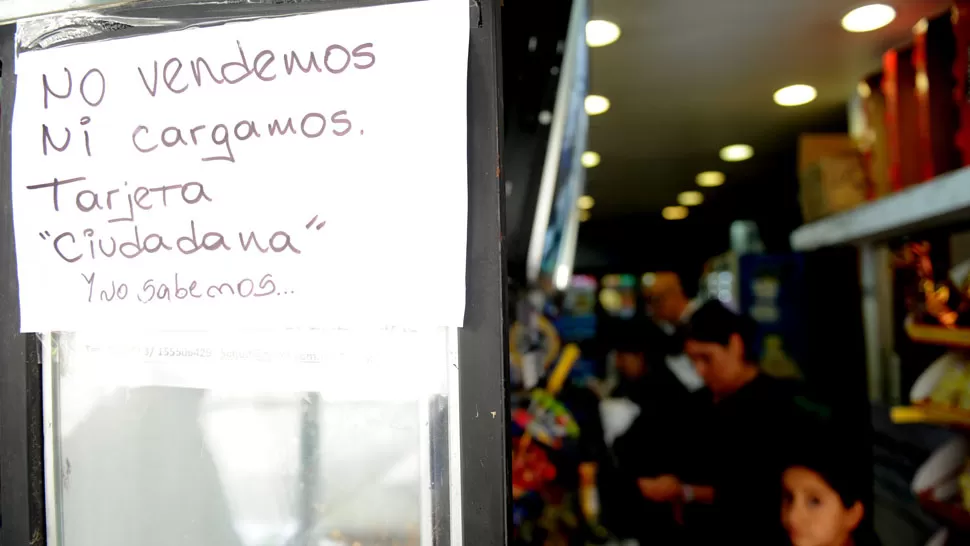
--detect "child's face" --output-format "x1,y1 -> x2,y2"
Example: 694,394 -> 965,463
782,467 -> 862,546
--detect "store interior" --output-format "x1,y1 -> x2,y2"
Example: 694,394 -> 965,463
503,1 -> 970,545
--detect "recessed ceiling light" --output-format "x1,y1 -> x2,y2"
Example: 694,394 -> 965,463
662,206 -> 689,220
585,95 -> 610,115
773,84 -> 817,106
577,195 -> 595,210
581,151 -> 601,168
696,171 -> 726,187
586,20 -> 621,47
678,191 -> 704,206
841,4 -> 896,33
579,210 -> 591,222
719,144 -> 754,162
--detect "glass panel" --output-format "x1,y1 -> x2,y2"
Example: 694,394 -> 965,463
45,328 -> 458,546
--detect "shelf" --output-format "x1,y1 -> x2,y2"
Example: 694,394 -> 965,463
791,165 -> 970,251
905,317 -> 970,348
891,405 -> 970,428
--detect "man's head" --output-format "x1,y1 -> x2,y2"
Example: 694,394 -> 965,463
642,272 -> 689,324
683,300 -> 759,397
611,320 -> 648,379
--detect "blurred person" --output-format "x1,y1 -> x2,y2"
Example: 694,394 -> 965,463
641,272 -> 705,393
782,442 -> 865,546
601,320 -> 692,545
637,300 -> 818,545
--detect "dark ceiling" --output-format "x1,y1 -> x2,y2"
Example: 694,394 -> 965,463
586,0 -> 951,216
502,0 -> 954,281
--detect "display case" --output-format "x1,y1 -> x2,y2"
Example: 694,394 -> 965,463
791,164 -> 970,544
0,2 -> 509,546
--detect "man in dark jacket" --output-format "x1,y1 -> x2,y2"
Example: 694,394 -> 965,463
600,318 -> 696,544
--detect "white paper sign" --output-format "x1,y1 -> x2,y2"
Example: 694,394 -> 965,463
13,0 -> 469,332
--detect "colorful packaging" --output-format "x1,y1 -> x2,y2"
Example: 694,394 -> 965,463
851,74 -> 892,199
913,13 -> 961,180
961,461 -> 970,511
952,3 -> 970,165
578,462 -> 600,525
797,134 -> 867,221
929,362 -> 970,407
883,46 -> 922,190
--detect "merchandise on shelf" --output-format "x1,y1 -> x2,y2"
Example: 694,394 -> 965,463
511,341 -> 610,544
896,241 -> 970,328
851,72 -> 892,200
911,436 -> 970,530
509,313 -> 562,387
913,11 -> 961,181
578,462 -> 599,522
961,462 -> 970,512
600,274 -> 637,319
512,390 -> 581,451
738,253 -> 806,380
797,134 -> 868,221
512,436 -> 558,499
556,274 -> 598,342
883,44 -> 922,190
953,2 -> 970,166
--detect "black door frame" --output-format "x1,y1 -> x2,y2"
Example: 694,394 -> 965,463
0,1 -> 508,544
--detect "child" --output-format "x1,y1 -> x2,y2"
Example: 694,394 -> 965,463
781,442 -> 865,546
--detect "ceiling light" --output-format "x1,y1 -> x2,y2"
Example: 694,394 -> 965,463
538,110 -> 552,125
581,151 -> 601,168
577,195 -> 595,210
719,144 -> 754,162
678,191 -> 704,206
585,95 -> 610,115
773,84 -> 817,106
586,20 -> 621,47
579,210 -> 591,222
696,171 -> 725,187
662,206 -> 689,220
841,4 -> 896,33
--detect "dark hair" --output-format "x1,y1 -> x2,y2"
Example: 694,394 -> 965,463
683,300 -> 759,362
784,435 -> 864,509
